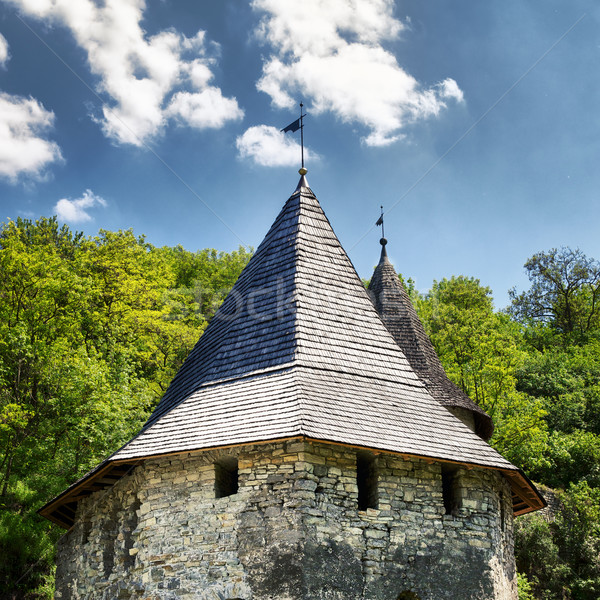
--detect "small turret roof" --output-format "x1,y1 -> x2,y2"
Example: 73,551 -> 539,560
368,240 -> 494,440
39,174 -> 544,528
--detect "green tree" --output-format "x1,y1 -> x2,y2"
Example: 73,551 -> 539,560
509,248 -> 600,343
529,431 -> 600,490
0,217 -> 86,495
0,217 -> 252,597
515,483 -> 600,600
514,330 -> 600,489
555,482 -> 600,599
0,217 -> 88,596
517,343 -> 600,436
160,245 -> 253,322
516,571 -> 537,600
515,512 -> 570,599
417,276 -> 548,470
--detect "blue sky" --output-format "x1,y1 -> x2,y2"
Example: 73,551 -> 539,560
0,0 -> 598,308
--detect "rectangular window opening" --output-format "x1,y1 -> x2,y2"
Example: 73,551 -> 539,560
357,451 -> 378,511
215,457 -> 239,498
441,467 -> 457,515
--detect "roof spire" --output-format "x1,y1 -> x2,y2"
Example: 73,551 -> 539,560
295,168 -> 310,191
379,236 -> 389,263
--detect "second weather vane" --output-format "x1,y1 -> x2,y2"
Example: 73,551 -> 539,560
376,206 -> 385,239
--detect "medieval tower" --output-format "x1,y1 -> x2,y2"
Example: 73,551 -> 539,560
41,173 -> 544,600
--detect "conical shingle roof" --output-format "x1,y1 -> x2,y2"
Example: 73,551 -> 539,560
368,240 -> 494,440
114,177 -> 497,463
40,175 -> 544,528
145,176 -> 422,431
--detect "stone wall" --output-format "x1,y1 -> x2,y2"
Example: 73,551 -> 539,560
55,439 -> 516,600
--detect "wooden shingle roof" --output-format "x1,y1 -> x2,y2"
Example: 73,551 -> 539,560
368,241 -> 494,440
145,176 -> 421,430
39,174 -> 544,528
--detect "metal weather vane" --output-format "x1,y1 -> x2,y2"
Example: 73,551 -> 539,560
281,102 -> 308,174
376,206 -> 385,239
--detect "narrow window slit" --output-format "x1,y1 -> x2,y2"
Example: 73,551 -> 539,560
441,467 -> 456,515
357,451 -> 378,510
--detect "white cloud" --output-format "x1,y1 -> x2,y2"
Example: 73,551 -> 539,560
54,189 -> 106,223
438,78 -> 464,102
0,92 -> 63,182
7,0 -> 243,145
167,88 -> 244,130
0,36 -> 62,182
252,0 -> 463,146
236,125 -> 316,167
0,33 -> 9,68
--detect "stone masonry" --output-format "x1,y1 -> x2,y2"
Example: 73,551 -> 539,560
55,439 -> 516,600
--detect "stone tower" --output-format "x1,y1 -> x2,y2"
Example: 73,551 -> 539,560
41,174 -> 544,600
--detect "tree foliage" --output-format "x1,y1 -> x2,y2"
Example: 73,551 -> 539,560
0,217 -> 251,598
515,483 -> 600,600
509,247 -> 600,342
416,276 -> 548,470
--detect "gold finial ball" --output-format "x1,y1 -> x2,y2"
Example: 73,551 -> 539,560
299,167 -> 308,175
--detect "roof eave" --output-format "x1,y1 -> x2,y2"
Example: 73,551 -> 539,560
39,435 -> 545,529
